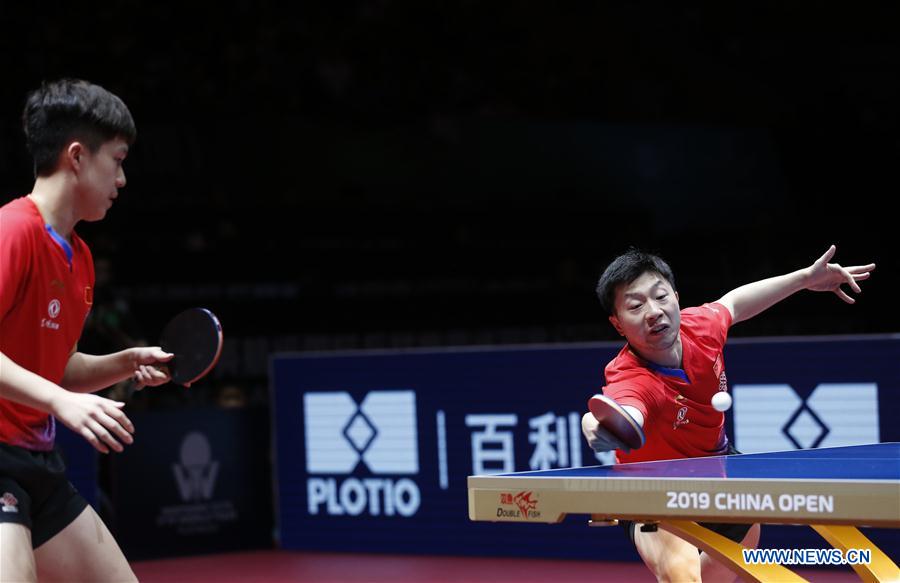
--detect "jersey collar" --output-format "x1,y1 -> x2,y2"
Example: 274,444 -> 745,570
45,224 -> 73,271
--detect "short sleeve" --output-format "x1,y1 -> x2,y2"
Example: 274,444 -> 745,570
602,375 -> 662,422
681,302 -> 732,350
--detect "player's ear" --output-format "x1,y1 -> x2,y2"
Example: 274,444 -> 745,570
65,142 -> 86,171
609,314 -> 625,337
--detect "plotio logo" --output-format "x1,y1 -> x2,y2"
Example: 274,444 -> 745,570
733,383 -> 879,453
304,390 -> 420,517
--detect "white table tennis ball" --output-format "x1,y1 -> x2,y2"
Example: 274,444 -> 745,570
711,391 -> 733,412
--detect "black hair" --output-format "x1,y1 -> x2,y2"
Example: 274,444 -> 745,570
595,248 -> 676,315
22,78 -> 136,177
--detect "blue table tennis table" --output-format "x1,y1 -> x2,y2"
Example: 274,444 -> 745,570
468,443 -> 900,582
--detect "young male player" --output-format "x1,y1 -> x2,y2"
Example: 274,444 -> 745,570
582,246 -> 875,582
1,79 -> 173,582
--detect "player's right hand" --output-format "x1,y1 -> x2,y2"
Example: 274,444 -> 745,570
581,412 -> 630,454
50,391 -> 135,454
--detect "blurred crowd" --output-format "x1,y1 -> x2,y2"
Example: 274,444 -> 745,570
2,3 -> 896,411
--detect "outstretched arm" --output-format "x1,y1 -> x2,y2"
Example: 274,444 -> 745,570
716,245 -> 875,325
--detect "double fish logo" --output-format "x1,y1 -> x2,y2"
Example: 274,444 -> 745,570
1,492 -> 18,513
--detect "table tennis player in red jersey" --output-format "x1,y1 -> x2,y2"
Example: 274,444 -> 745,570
581,247 -> 875,582
0,79 -> 174,583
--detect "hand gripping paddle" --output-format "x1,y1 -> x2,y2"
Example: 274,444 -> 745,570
588,394 -> 646,450
159,308 -> 223,387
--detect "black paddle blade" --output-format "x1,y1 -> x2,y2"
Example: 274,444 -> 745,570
159,308 -> 223,386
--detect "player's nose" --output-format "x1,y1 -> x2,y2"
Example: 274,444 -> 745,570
646,300 -> 664,320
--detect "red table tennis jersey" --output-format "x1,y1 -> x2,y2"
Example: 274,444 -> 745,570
0,196 -> 94,450
602,302 -> 733,464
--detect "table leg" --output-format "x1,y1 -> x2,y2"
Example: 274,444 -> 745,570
810,524 -> 900,583
658,520 -> 807,582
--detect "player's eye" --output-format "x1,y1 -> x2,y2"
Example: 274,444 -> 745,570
628,303 -> 642,311
657,294 -> 668,301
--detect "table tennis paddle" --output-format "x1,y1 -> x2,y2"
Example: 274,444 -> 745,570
588,394 -> 646,451
158,308 -> 223,387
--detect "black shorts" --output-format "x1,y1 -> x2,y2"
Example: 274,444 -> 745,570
0,442 -> 88,548
621,442 -> 753,550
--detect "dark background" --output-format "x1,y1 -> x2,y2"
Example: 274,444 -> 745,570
2,3 -> 897,406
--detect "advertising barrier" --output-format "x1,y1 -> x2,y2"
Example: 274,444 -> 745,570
271,335 -> 900,560
109,407 -> 273,560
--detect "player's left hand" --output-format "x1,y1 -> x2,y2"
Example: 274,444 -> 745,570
129,346 -> 173,389
804,245 -> 875,304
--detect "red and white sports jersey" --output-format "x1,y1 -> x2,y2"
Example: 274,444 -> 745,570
602,302 -> 732,463
0,196 -> 94,450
